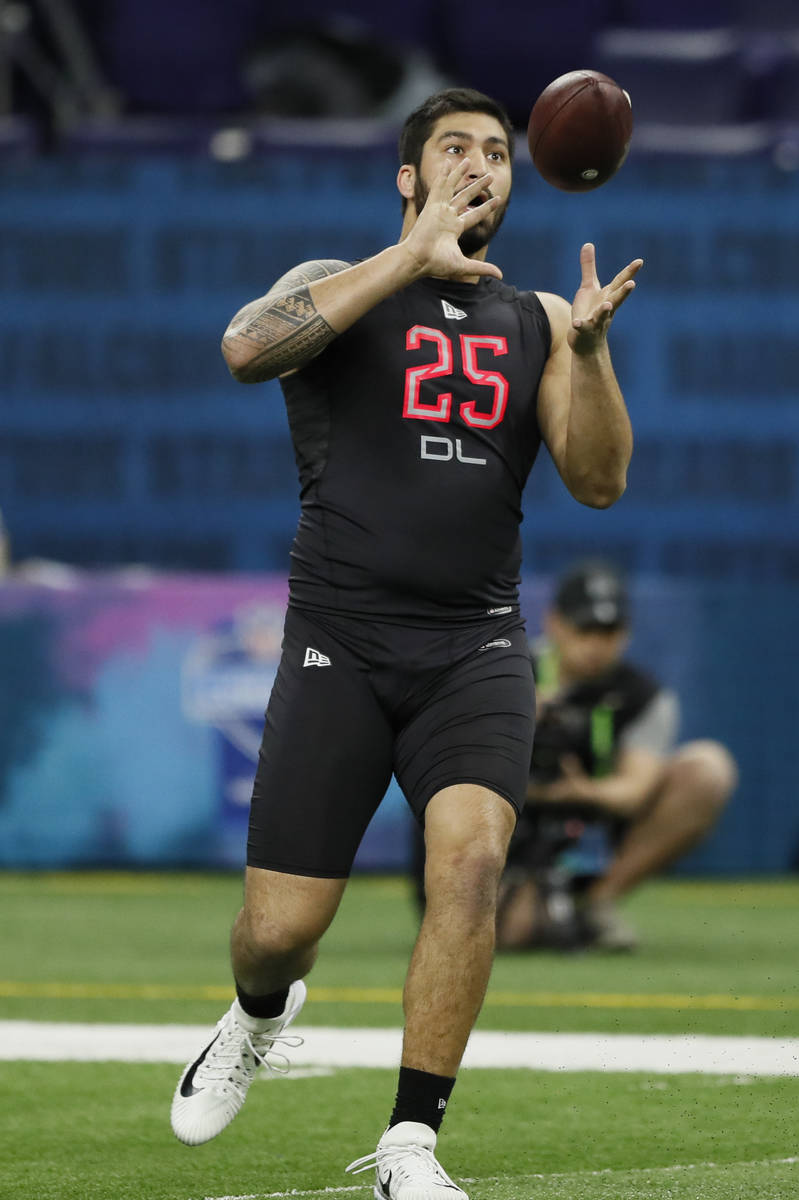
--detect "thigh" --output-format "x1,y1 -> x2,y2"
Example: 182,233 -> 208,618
394,625 -> 535,821
247,608 -> 395,877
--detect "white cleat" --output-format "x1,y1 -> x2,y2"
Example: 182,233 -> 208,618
346,1121 -> 469,1200
170,980 -> 306,1146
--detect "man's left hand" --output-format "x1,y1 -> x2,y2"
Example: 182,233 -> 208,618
568,243 -> 643,355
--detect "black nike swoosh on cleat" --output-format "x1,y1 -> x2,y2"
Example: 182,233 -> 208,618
179,1032 -> 221,1097
377,1170 -> 392,1199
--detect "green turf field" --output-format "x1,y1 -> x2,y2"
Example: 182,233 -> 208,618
1,872 -> 798,1200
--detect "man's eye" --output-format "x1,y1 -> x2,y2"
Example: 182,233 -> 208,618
446,145 -> 463,154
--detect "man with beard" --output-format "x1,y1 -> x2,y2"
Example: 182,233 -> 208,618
170,89 -> 642,1199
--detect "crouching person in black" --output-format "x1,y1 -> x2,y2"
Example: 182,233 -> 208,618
497,561 -> 738,951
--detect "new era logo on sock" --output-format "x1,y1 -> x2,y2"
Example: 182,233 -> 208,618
303,647 -> 331,667
441,299 -> 467,320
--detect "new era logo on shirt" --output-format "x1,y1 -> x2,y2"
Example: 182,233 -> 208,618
303,647 -> 331,667
441,299 -> 467,320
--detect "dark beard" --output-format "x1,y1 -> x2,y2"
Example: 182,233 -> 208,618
413,176 -> 508,257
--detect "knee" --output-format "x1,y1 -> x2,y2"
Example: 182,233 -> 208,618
236,871 -> 345,969
238,905 -> 327,964
425,836 -> 510,917
422,787 -> 517,918
669,740 -> 738,818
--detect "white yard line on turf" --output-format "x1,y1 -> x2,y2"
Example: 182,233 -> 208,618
200,1157 -> 799,1200
2,1021 -> 799,1075
202,1191 -> 363,1200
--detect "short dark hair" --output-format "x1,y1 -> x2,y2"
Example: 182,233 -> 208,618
398,87 -> 515,172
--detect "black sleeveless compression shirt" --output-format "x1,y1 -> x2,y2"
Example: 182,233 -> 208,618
280,272 -> 552,621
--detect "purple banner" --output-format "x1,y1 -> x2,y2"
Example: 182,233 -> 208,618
0,569 -> 410,870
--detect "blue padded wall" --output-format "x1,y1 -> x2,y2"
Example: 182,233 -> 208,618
2,150 -> 797,580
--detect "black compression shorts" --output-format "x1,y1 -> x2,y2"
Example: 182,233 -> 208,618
247,605 -> 535,878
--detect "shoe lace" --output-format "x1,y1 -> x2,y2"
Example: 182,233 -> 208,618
346,1144 -> 455,1189
195,1016 -> 304,1100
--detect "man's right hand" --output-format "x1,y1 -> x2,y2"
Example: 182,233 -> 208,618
400,158 -> 503,281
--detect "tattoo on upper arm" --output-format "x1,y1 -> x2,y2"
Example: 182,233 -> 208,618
225,260 -> 351,382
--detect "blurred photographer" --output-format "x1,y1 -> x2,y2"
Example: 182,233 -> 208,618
497,561 -> 737,951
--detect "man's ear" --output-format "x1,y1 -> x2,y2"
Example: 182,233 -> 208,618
397,164 -> 416,202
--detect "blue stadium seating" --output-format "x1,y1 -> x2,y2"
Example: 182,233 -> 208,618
54,2 -> 799,139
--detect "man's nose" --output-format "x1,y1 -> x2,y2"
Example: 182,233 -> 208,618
467,151 -> 486,177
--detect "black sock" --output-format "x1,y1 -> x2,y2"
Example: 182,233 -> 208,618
389,1066 -> 456,1133
235,981 -> 290,1019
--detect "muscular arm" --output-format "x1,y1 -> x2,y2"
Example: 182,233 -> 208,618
221,157 -> 503,384
535,244 -> 641,508
221,250 -> 415,383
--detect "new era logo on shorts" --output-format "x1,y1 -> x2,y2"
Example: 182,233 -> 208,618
477,638 -> 512,652
303,647 -> 331,667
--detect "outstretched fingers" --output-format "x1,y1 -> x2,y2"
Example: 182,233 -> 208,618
579,242 -> 601,289
614,257 -> 644,283
432,157 -> 497,213
606,257 -> 644,294
469,257 -> 503,280
462,193 -> 501,233
453,171 -> 494,208
431,155 -> 472,199
607,276 -> 637,313
569,248 -> 643,346
575,252 -> 643,327
415,156 -> 504,280
579,245 -> 643,296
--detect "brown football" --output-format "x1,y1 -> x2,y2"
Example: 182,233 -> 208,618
527,69 -> 633,192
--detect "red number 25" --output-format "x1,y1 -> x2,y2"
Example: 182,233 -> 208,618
403,326 -> 509,429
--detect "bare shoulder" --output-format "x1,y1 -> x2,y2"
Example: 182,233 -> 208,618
534,291 -> 571,347
222,258 -> 353,383
270,259 -> 353,294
